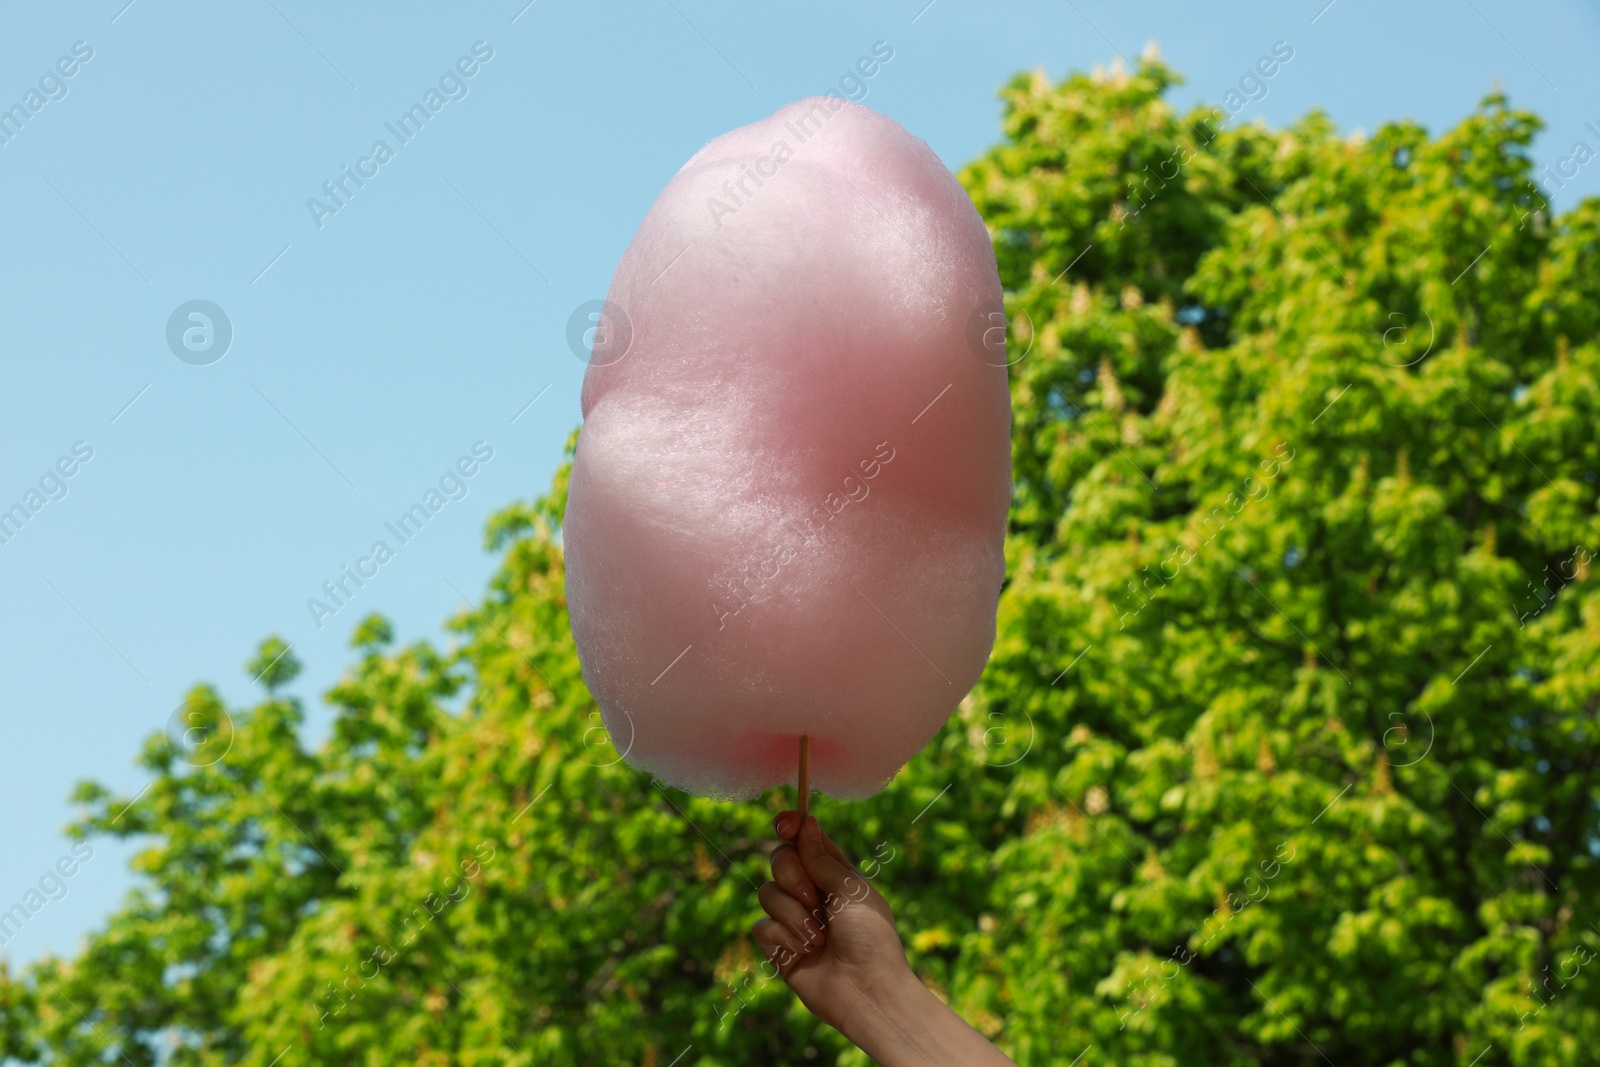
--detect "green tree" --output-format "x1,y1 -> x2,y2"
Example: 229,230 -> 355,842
3,57 -> 1597,1066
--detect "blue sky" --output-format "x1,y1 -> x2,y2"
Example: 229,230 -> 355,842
1,0 -> 1596,966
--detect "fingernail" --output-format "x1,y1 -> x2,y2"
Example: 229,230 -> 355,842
773,814 -> 783,834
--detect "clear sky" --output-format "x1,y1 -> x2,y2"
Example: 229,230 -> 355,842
2,0 -> 1597,966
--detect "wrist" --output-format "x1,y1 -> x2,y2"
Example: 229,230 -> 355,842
836,964 -> 937,1060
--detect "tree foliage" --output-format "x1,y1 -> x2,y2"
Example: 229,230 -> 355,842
4,57 -> 1598,1066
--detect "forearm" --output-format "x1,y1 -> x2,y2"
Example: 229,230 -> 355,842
837,967 -> 1017,1067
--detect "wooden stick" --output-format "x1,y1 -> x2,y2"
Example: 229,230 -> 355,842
797,735 -> 811,827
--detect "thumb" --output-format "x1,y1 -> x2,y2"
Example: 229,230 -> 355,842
796,816 -> 860,898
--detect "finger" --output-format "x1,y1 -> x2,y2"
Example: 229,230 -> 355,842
816,825 -> 856,872
759,881 -> 827,948
773,810 -> 800,841
780,813 -> 859,875
796,816 -> 863,898
751,918 -> 804,973
769,842 -> 820,909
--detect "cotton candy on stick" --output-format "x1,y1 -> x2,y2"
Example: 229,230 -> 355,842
564,97 -> 1011,801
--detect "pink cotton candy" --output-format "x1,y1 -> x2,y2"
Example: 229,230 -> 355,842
563,97 -> 1010,800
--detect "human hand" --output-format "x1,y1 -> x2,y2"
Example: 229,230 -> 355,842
750,811 -> 911,1037
751,812 -> 1019,1066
